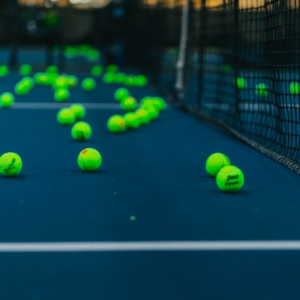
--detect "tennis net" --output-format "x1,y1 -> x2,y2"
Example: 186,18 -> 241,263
125,0 -> 300,174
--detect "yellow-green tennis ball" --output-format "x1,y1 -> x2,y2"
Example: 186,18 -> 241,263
206,153 -> 230,177
216,165 -> 244,192
54,88 -> 70,102
66,75 -> 78,88
91,65 -> 103,77
255,83 -> 268,97
290,82 -> 300,95
107,115 -> 126,133
0,152 -> 22,176
78,148 -> 102,171
21,77 -> 34,89
70,103 -> 86,119
46,65 -> 59,74
0,65 -> 9,77
106,64 -> 118,73
82,78 -> 96,91
120,97 -> 137,111
114,88 -> 130,101
124,112 -> 140,129
103,72 -> 115,84
236,77 -> 246,89
0,92 -> 14,108
19,64 -> 32,76
135,108 -> 150,125
142,104 -> 159,120
140,97 -> 154,106
53,76 -> 68,90
71,121 -> 92,141
152,97 -> 166,111
57,108 -> 76,125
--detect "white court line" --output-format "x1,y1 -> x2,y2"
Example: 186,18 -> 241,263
12,103 -> 122,109
0,241 -> 300,252
11,103 -> 170,110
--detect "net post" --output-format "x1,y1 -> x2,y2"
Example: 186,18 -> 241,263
175,0 -> 190,100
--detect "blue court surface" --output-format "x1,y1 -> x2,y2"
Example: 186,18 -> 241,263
1,57 -> 300,299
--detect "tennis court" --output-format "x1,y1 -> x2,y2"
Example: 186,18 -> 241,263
0,0 -> 300,299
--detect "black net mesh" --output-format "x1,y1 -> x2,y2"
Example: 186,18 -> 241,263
125,0 -> 300,173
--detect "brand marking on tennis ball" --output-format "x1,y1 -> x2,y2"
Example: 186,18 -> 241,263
82,150 -> 88,154
226,175 -> 239,182
4,158 -> 16,173
225,174 -> 240,186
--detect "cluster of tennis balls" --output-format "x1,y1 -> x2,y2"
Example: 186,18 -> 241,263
107,88 -> 166,133
57,104 -> 93,140
99,64 -> 147,87
33,66 -> 96,101
56,105 -> 101,170
206,153 -> 244,192
15,77 -> 35,96
61,45 -> 100,62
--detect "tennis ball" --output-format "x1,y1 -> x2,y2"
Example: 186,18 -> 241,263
107,115 -> 126,133
135,75 -> 148,86
66,75 -> 78,88
71,121 -> 92,141
121,97 -> 137,111
114,88 -> 130,101
152,97 -> 166,111
255,83 -> 268,97
53,76 -> 68,90
135,108 -> 150,125
64,46 -> 77,58
0,152 -> 22,176
34,73 -> 52,85
142,104 -> 159,120
54,88 -> 70,102
290,82 -> 299,95
91,65 -> 103,77
103,72 -> 115,84
140,97 -> 154,106
15,82 -> 30,95
21,77 -> 34,89
124,112 -> 140,129
236,77 -> 246,89
216,165 -> 244,192
46,65 -> 59,74
70,103 -> 86,119
124,76 -> 135,86
82,78 -> 96,91
57,108 -> 76,125
19,64 -> 32,76
78,148 -> 102,171
106,64 -> 118,73
114,73 -> 126,83
87,49 -> 100,62
206,153 -> 230,177
0,92 -> 14,107
0,65 -> 8,77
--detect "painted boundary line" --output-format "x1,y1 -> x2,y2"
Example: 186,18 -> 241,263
0,241 -> 300,252
11,103 -> 170,110
12,103 -> 122,109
